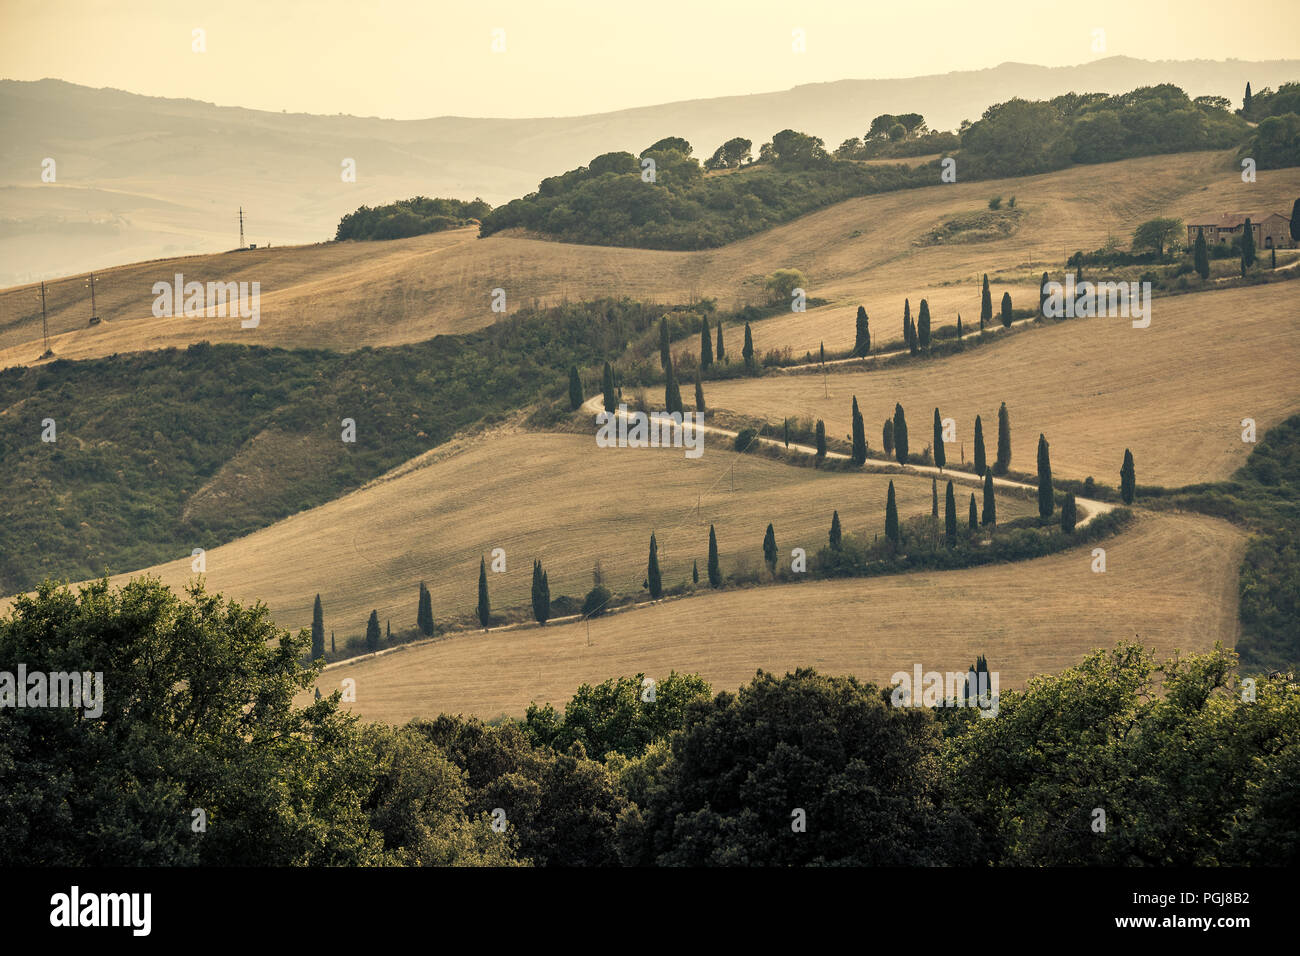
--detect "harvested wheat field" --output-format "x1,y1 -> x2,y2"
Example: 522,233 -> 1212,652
92,431 -> 1036,637
706,280 -> 1300,488
5,151 -> 1296,368
314,511 -> 1245,723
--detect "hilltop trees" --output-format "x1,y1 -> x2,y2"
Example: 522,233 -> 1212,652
762,524 -> 777,572
705,136 -> 752,169
742,323 -> 755,370
854,306 -> 871,356
815,419 -> 827,465
477,557 -> 490,628
932,407 -> 945,470
1000,291 -> 1013,328
982,472 -> 996,527
602,362 -> 617,413
568,366 -> 584,410
417,583 -> 434,637
980,274 -> 992,330
974,415 -> 986,476
893,403 -> 909,464
531,560 -> 551,625
1121,449 -> 1136,504
700,322 -> 714,369
851,397 -> 867,465
829,510 -> 842,550
707,525 -> 722,587
311,594 -> 325,660
1037,434 -> 1054,518
1194,228 -> 1210,279
917,299 -> 931,351
647,532 -> 663,599
1132,217 -> 1183,258
945,481 -> 957,546
994,402 -> 1011,475
366,610 -> 381,652
885,481 -> 900,545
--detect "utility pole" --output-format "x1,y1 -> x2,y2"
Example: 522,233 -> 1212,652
38,281 -> 51,357
85,273 -> 98,325
239,207 -> 245,249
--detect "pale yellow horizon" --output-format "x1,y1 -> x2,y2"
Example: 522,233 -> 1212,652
1,0 -> 1299,120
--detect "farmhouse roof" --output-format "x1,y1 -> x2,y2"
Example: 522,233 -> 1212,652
1188,212 -> 1290,229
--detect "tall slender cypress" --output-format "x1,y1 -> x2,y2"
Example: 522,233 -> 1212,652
918,299 -> 931,351
742,322 -> 755,370
851,397 -> 867,465
883,419 -> 894,457
694,374 -> 706,412
893,403 -> 909,464
829,510 -> 842,550
311,594 -> 325,660
968,492 -> 978,531
762,523 -> 777,571
982,471 -> 996,527
815,419 -> 827,465
854,306 -> 871,356
602,361 -> 617,413
973,415 -> 986,476
647,532 -> 662,598
1037,433 -> 1054,518
1000,291 -> 1013,328
477,556 -> 490,628
944,480 -> 957,546
931,477 -> 939,518
1120,449 -> 1136,505
1241,218 -> 1256,268
1038,272 -> 1050,318
932,407 -> 945,470
659,316 -> 671,369
664,357 -> 683,414
568,365 -> 584,410
365,610 -> 381,652
994,402 -> 1011,475
885,481 -> 900,544
1060,492 -> 1077,534
716,319 -> 725,362
417,582 -> 434,636
1194,228 -> 1210,279
707,524 -> 722,587
531,559 -> 551,625
980,274 -> 992,330
700,321 -> 714,369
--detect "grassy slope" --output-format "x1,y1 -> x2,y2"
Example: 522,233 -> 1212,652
4,151 -> 1296,368
703,281 -> 1300,488
312,511 -> 1244,722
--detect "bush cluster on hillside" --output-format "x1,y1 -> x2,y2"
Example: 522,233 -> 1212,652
335,196 -> 491,241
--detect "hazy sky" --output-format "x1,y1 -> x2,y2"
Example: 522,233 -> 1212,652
3,0 -> 1298,118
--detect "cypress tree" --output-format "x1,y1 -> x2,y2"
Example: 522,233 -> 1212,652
829,510 -> 842,550
647,532 -> 662,598
815,419 -> 827,465
477,556 -> 490,628
1037,433 -> 1054,518
980,274 -> 992,330
659,316 -> 671,369
931,477 -> 939,518
386,619 -> 391,642
568,365 -> 584,410
531,559 -> 551,625
994,401 -> 1011,475
918,299 -> 931,351
893,403 -> 909,464
700,321 -> 714,369
707,524 -> 722,587
692,560 -> 699,584
944,480 -> 957,546
851,397 -> 867,465
902,299 -> 911,351
311,594 -> 324,660
762,523 -> 777,571
973,415 -> 986,476
417,582 -> 434,637
1241,217 -> 1256,269
664,357 -> 683,414
602,361 -> 616,414
1060,492 -> 1077,534
1194,227 -> 1210,279
331,630 -> 335,654
716,319 -> 725,363
883,419 -> 894,457
819,342 -> 825,366
1244,81 -> 1252,115
932,407 -> 945,470
982,471 -> 996,527
969,492 -> 978,531
956,314 -> 963,342
885,480 -> 900,545
742,322 -> 755,370
694,374 -> 706,412
1038,271 -> 1050,318
783,417 -> 789,448
854,306 -> 871,356
1000,291 -> 1013,328
1120,448 -> 1136,504
365,610 -> 381,652
1291,199 -> 1300,243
